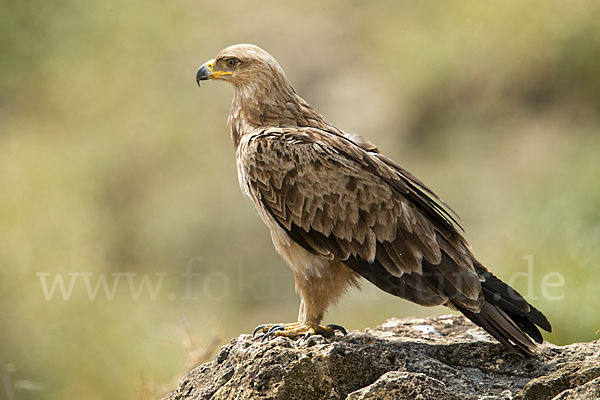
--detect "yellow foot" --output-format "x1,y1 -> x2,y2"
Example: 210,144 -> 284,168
252,322 -> 347,341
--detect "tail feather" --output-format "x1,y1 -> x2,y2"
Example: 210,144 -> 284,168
454,302 -> 535,354
454,267 -> 552,355
504,309 -> 544,344
479,270 -> 552,332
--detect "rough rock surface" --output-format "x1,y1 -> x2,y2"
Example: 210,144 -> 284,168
163,315 -> 600,400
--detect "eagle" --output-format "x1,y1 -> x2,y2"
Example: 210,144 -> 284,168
195,44 -> 551,354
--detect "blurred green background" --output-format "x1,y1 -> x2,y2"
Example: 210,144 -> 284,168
1,0 -> 599,398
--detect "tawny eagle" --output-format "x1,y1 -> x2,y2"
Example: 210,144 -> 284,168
195,44 -> 551,354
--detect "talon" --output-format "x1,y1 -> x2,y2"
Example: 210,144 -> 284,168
327,324 -> 347,335
266,324 -> 284,335
262,325 -> 284,341
252,324 -> 268,337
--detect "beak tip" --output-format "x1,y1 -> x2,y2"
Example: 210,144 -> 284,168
196,64 -> 211,86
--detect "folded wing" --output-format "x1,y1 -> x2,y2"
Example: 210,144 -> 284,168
241,127 -> 550,354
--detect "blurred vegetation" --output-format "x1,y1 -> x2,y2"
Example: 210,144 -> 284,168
1,0 -> 599,398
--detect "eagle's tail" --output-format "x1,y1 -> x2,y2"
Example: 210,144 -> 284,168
453,266 -> 552,355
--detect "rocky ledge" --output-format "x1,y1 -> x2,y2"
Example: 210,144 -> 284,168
163,315 -> 600,400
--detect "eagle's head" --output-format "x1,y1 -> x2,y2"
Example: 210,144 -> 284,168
195,44 -> 333,142
196,44 -> 288,89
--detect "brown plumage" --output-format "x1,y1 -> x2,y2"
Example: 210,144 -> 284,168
196,44 -> 551,354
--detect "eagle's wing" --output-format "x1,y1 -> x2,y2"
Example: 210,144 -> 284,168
241,127 -> 484,311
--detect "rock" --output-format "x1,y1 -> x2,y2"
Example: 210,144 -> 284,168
163,315 -> 600,400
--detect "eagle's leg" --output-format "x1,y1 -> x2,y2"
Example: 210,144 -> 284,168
252,297 -> 348,340
253,260 -> 358,341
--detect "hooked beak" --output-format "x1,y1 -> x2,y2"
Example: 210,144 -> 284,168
196,58 -> 232,86
196,59 -> 214,86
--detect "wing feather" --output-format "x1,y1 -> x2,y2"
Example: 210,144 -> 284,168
241,127 -> 481,309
